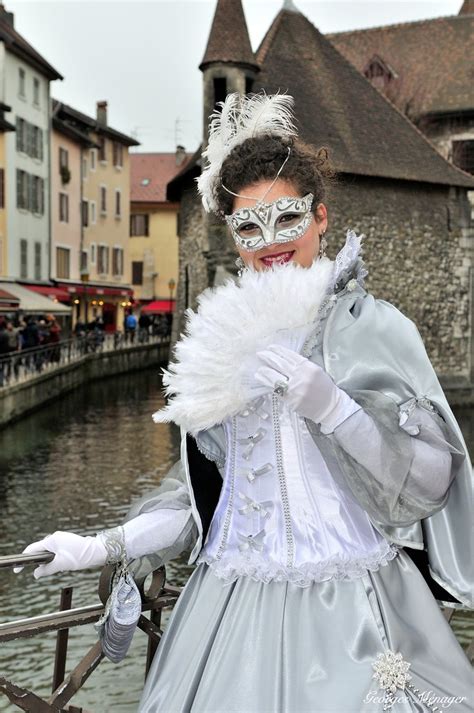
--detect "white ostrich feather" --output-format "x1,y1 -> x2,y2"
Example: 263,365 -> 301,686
196,91 -> 298,213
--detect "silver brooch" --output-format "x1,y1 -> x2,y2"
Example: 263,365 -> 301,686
372,650 -> 444,712
372,650 -> 411,710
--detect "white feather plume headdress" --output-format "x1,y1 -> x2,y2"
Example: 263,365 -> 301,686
196,91 -> 298,214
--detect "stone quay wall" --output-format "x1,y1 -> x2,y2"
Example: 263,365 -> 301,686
0,341 -> 167,428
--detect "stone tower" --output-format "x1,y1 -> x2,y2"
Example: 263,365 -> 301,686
200,0 -> 260,150
198,0 -> 261,286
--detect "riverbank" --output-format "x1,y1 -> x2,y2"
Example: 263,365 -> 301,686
0,338 -> 169,428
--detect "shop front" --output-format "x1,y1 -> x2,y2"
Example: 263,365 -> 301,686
0,281 -> 72,330
55,281 -> 134,332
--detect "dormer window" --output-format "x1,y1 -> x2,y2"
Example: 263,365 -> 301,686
363,55 -> 397,90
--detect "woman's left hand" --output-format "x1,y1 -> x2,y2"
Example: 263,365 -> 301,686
252,343 -> 358,429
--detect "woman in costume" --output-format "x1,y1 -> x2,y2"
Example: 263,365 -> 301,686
17,93 -> 473,712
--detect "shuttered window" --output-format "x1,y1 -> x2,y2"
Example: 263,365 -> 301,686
0,169 -> 4,209
59,193 -> 69,222
20,239 -> 28,278
112,247 -> 124,276
34,242 -> 42,280
132,261 -> 143,285
56,247 -> 70,279
130,214 -> 149,236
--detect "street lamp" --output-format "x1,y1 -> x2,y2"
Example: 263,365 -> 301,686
81,272 -> 89,325
168,278 -> 176,336
168,278 -> 175,309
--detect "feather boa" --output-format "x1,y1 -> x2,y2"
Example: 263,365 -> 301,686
152,248 -> 355,436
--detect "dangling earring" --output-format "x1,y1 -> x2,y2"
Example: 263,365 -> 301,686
235,256 -> 247,277
319,231 -> 327,259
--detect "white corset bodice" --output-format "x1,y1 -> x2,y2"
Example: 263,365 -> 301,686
196,392 -> 399,586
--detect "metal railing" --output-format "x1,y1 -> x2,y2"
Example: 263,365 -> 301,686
0,331 -> 170,389
0,551 -> 181,712
0,552 -> 472,712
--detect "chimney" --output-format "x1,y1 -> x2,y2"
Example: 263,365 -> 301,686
175,144 -> 186,166
96,100 -> 108,126
0,4 -> 15,27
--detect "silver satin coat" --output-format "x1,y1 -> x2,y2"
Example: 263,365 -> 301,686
184,277 -> 473,610
124,263 -> 473,611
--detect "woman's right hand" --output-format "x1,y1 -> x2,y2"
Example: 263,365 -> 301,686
13,531 -> 108,579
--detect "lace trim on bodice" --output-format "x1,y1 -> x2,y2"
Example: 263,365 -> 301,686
197,540 -> 400,587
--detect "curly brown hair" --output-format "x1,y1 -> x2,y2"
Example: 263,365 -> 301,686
213,134 -> 336,218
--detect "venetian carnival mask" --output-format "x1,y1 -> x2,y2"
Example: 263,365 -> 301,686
225,193 -> 315,252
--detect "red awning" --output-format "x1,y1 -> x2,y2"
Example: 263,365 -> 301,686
55,282 -> 134,297
0,288 -> 20,310
141,299 -> 175,314
26,284 -> 71,301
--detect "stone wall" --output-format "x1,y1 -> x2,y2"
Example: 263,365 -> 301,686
170,187 -> 210,348
0,341 -> 168,428
327,176 -> 472,386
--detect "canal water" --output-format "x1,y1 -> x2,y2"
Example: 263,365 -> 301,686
0,369 -> 472,712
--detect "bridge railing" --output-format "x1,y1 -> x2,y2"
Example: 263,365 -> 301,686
0,551 -> 181,713
0,331 -> 170,389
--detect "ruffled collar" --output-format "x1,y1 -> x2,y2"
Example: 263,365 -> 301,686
153,230 -> 367,435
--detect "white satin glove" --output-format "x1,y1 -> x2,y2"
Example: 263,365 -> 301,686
14,509 -> 193,580
252,343 -> 362,433
13,531 -> 108,579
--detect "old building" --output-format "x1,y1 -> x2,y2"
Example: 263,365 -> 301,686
168,0 -> 474,402
0,101 -> 15,279
50,101 -> 97,322
50,100 -> 139,330
0,4 -> 62,284
129,149 -> 189,314
328,0 -> 474,175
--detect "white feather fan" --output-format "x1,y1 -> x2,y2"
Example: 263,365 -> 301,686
152,256 -> 335,436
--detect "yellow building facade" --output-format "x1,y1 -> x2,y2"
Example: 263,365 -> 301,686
129,204 -> 179,303
129,152 -> 187,317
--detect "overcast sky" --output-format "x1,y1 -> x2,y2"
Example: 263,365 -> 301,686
9,0 -> 465,152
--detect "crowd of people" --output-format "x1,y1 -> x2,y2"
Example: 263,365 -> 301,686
0,310 -> 172,357
0,315 -> 62,357
0,311 -> 173,386
123,312 -> 172,343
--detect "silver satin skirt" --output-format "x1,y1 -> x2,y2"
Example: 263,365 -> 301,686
137,549 -> 473,712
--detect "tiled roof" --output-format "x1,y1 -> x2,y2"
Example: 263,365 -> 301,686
131,153 -> 193,203
52,115 -> 98,148
328,13 -> 474,116
200,0 -> 258,70
252,9 -> 473,188
52,99 -> 140,147
0,8 -> 62,80
458,0 -> 474,14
